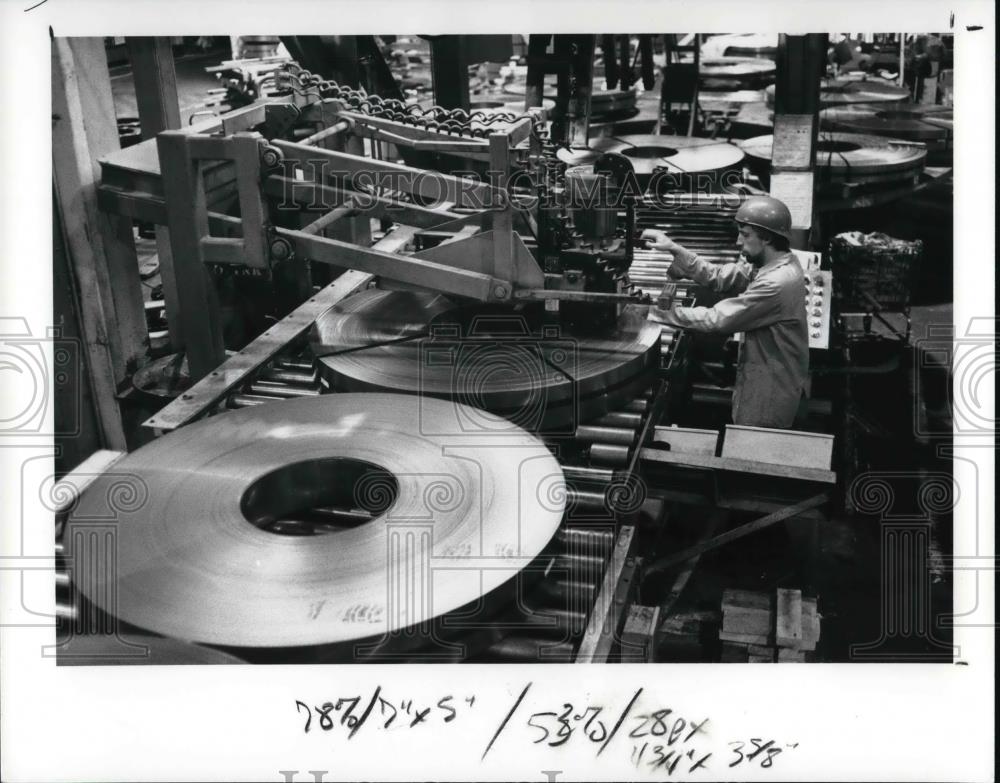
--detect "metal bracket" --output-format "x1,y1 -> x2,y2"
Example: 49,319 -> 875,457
575,525 -> 639,663
158,130 -> 271,270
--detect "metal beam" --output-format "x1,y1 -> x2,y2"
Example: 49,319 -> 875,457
273,139 -> 496,208
143,227 -> 418,432
155,131 -> 227,380
576,525 -> 638,663
264,175 -> 464,229
276,227 -> 504,302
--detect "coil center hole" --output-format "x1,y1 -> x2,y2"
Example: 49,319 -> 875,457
622,145 -> 679,160
816,140 -> 862,153
241,458 -> 399,536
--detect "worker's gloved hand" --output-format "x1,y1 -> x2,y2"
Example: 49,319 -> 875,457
641,228 -> 677,252
658,281 -> 678,310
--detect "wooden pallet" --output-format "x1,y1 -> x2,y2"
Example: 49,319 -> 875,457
717,588 -> 820,662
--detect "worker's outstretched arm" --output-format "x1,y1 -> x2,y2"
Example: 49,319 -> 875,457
641,229 -> 754,294
658,276 -> 784,334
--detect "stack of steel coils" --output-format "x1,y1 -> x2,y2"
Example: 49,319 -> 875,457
699,57 -> 776,92
820,103 -> 953,164
740,132 -> 928,196
557,134 -> 745,192
764,78 -> 911,109
62,290 -> 676,664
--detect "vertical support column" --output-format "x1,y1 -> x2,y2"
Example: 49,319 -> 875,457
126,37 -> 184,349
556,35 -> 595,149
769,33 -> 827,249
898,33 -> 906,87
51,37 -> 149,450
525,35 -> 552,113
156,131 -> 226,380
489,134 -> 513,287
428,36 -> 471,111
126,37 -> 181,137
345,135 -> 373,246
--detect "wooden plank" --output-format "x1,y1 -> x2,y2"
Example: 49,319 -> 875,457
778,648 -> 807,662
52,37 -> 150,450
722,588 -> 771,611
801,598 -> 820,651
719,630 -> 771,646
720,642 -> 749,663
776,589 -> 803,648
723,425 -> 834,470
128,35 -> 185,349
722,610 -> 771,636
656,510 -> 727,626
622,605 -> 660,662
651,425 -> 719,456
748,644 -> 775,659
641,447 -> 837,484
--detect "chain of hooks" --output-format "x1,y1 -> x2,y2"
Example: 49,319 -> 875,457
272,65 -> 568,227
275,67 -> 552,139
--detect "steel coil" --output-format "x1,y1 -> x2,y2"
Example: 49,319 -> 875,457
67,394 -> 565,656
740,132 -> 927,183
311,290 -> 660,431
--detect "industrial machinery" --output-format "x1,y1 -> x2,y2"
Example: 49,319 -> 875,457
60,50 -> 839,666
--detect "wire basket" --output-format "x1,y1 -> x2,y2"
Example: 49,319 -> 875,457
829,231 -> 922,310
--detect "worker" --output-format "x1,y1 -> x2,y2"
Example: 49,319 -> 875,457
641,196 -> 809,429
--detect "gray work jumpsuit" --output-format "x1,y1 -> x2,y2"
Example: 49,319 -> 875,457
659,249 -> 809,429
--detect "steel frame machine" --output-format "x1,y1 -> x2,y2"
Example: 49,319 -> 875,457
63,63 -> 837,665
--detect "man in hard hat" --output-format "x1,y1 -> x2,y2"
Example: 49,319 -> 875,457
641,196 -> 809,429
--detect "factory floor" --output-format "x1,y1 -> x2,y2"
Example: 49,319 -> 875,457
114,44 -> 958,666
